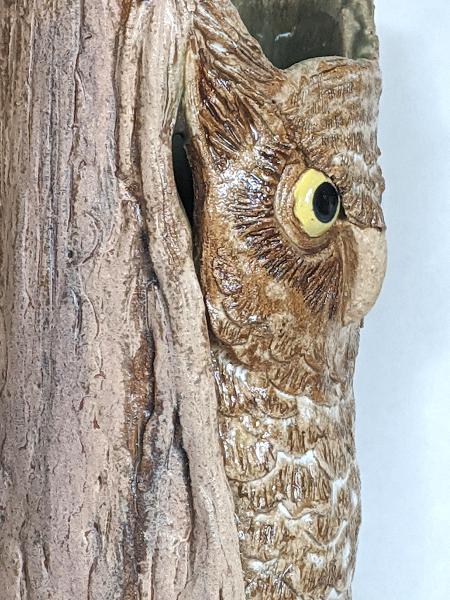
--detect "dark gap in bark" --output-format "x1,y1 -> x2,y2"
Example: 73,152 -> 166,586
172,133 -> 195,227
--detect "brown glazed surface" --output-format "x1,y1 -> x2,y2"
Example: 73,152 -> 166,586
185,1 -> 386,598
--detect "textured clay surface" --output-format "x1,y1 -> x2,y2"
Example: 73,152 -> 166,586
1,1 -> 244,599
185,1 -> 386,598
0,0 -> 385,598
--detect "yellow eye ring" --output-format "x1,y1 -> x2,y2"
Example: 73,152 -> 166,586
293,169 -> 341,238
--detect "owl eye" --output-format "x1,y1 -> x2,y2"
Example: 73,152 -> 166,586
293,169 -> 341,237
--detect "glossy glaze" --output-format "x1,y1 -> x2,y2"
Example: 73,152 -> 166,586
185,1 -> 386,597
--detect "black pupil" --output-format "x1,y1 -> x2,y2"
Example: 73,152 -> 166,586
313,182 -> 339,223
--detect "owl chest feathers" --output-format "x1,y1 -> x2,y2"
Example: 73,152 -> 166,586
213,346 -> 361,598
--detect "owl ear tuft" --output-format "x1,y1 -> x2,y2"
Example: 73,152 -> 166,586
193,0 -> 280,84
184,0 -> 286,170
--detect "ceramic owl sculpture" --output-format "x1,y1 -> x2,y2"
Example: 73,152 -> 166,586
185,1 -> 386,598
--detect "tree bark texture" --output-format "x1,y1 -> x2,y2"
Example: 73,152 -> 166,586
0,1 -> 243,598
0,0 -> 384,598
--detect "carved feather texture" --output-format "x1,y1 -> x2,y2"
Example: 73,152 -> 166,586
184,1 -> 384,597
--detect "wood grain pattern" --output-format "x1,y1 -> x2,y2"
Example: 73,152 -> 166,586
0,2 -> 148,596
1,1 -> 244,598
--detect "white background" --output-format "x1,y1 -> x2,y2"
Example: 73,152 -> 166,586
353,1 -> 450,598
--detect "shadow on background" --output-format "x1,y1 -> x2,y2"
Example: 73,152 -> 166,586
353,5 -> 450,599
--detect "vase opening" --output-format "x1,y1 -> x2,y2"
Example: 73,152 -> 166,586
173,1 -> 378,233
232,0 -> 377,69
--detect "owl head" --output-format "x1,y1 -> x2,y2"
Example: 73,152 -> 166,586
184,1 -> 386,396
